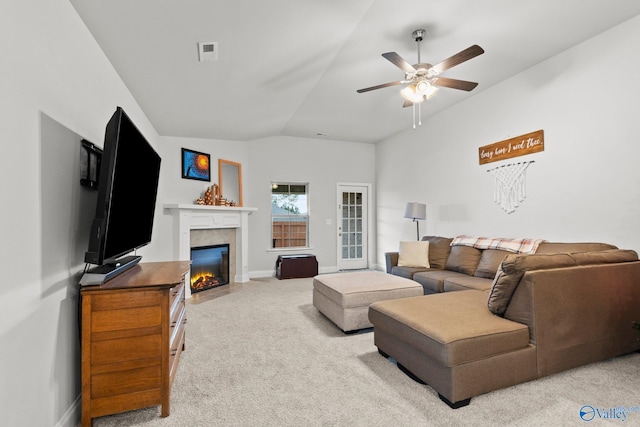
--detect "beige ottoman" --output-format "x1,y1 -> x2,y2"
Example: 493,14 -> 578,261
312,271 -> 424,332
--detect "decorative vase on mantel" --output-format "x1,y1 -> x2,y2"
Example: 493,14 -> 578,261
195,184 -> 222,206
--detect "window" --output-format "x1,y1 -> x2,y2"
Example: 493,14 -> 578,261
271,183 -> 308,248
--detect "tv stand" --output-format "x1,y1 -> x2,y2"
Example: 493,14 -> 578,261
79,255 -> 142,286
80,261 -> 189,426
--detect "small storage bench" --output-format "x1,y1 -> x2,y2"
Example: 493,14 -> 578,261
276,254 -> 318,279
312,271 -> 423,332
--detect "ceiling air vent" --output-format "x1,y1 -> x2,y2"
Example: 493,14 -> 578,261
197,42 -> 218,62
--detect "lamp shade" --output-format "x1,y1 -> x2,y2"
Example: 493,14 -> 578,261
404,202 -> 426,220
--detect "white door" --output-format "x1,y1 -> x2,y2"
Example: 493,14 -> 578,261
337,184 -> 369,270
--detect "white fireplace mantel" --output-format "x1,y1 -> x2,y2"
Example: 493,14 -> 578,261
164,204 -> 257,296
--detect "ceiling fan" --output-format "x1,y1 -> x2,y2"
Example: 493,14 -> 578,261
357,29 -> 484,126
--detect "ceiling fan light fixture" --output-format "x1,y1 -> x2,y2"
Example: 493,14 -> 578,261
401,80 -> 438,103
356,28 -> 483,129
424,83 -> 439,100
401,84 -> 425,103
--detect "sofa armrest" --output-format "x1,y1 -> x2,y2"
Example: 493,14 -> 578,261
385,252 -> 399,274
504,260 -> 640,377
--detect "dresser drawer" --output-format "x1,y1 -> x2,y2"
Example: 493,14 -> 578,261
169,302 -> 186,350
92,334 -> 162,365
169,317 -> 186,384
170,278 -> 185,304
169,282 -> 185,316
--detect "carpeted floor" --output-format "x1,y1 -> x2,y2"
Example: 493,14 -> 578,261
91,276 -> 640,426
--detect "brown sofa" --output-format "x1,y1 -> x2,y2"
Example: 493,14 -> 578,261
371,236 -> 640,408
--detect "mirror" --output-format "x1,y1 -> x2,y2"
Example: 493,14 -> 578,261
218,159 -> 243,206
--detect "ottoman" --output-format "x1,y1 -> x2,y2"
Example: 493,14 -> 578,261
312,271 -> 423,332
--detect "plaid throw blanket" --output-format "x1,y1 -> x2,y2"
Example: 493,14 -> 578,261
451,235 -> 544,254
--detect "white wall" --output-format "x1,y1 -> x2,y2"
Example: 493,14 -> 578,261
0,1 -> 159,426
147,135 -> 250,262
148,134 -> 376,278
247,136 -> 376,276
376,15 -> 640,266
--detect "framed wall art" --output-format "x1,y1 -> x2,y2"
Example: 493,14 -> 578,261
181,148 -> 211,181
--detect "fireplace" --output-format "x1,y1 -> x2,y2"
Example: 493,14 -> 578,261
165,204 -> 256,299
190,244 -> 230,293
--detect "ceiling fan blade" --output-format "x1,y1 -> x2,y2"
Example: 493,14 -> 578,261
382,52 -> 416,74
432,76 -> 479,91
430,45 -> 484,75
356,80 -> 404,93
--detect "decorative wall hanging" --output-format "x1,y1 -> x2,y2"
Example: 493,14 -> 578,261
487,161 -> 534,214
181,148 -> 211,181
479,130 -> 544,165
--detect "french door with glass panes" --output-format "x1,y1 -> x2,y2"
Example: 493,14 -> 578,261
337,184 -> 368,270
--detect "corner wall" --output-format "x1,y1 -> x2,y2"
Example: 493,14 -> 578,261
150,134 -> 376,278
247,136 -> 376,276
376,15 -> 640,266
147,135 -> 250,264
0,1 -> 159,426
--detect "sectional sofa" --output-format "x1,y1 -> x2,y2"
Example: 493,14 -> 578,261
370,236 -> 640,408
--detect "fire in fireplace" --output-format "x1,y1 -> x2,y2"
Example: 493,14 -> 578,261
190,244 -> 230,293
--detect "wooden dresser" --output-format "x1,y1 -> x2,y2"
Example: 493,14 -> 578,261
80,261 -> 190,427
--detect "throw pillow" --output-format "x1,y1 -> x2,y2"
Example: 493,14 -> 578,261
397,241 -> 430,268
444,245 -> 482,275
474,249 -> 510,279
487,253 -> 576,316
422,236 -> 453,270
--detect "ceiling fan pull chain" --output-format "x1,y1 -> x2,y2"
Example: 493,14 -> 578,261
418,102 -> 422,126
412,103 -> 416,129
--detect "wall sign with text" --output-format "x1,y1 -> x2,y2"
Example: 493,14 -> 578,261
478,130 -> 544,165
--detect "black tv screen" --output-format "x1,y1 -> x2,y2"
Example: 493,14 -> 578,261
84,107 -> 161,266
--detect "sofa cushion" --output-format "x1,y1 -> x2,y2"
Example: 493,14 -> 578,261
571,249 -> 638,265
390,265 -> 429,280
488,249 -> 639,315
398,241 -> 430,268
444,245 -> 482,275
536,242 -> 617,253
368,291 -> 530,367
444,275 -> 494,292
422,236 -> 453,270
413,270 -> 469,294
474,249 -> 510,279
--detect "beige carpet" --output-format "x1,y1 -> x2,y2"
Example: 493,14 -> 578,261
92,276 -> 640,426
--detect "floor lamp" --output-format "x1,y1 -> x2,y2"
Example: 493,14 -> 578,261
404,202 -> 426,241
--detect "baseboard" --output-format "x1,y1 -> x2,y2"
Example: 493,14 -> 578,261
249,266 -> 338,279
56,394 -> 81,427
248,265 -> 387,280
249,269 -> 277,279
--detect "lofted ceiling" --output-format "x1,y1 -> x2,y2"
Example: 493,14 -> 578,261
70,0 -> 640,144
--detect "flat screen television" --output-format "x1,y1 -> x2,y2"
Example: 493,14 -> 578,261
81,107 -> 161,285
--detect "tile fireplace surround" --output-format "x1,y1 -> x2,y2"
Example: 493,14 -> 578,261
164,204 -> 257,298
